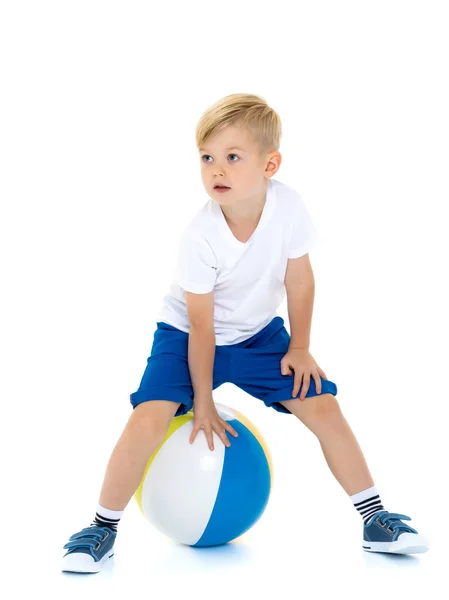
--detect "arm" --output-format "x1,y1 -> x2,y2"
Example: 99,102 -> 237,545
186,290 -> 215,406
186,290 -> 238,450
284,253 -> 315,350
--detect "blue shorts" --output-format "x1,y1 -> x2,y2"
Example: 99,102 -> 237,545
129,316 -> 338,416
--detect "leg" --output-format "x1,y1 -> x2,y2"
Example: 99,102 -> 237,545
98,400 -> 181,510
279,393 -> 374,496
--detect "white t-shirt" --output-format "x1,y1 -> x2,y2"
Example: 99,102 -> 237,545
157,177 -> 320,346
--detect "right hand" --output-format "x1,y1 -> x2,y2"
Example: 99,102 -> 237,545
189,400 -> 238,451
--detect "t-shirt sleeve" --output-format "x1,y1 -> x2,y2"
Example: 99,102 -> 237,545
288,194 -> 320,259
174,231 -> 218,294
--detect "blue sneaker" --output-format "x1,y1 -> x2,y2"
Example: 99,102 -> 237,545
61,525 -> 116,573
363,510 -> 429,554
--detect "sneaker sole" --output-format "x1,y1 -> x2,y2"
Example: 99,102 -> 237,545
362,533 -> 429,554
61,550 -> 114,573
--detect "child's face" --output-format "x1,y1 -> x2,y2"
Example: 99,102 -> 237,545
199,125 -> 277,206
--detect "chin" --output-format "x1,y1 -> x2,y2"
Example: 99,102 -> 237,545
212,190 -> 234,201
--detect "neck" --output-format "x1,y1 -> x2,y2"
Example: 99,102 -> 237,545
220,182 -> 268,227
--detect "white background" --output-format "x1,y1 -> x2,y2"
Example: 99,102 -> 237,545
1,1 -> 447,598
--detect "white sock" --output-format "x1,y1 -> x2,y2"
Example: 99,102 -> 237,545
350,485 -> 385,525
91,504 -> 124,532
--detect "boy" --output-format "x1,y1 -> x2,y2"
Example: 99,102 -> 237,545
61,93 -> 429,573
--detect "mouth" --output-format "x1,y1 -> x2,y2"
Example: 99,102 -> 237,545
214,185 -> 231,190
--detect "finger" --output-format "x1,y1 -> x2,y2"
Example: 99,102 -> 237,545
281,361 -> 292,376
300,374 -> 310,399
222,420 -> 239,438
214,421 -> 231,446
190,427 -> 199,444
205,428 -> 214,451
313,371 -> 322,394
317,367 -> 328,380
215,427 -> 231,448
292,372 -> 303,398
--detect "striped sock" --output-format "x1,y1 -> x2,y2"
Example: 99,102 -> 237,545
91,504 -> 124,532
350,485 -> 385,525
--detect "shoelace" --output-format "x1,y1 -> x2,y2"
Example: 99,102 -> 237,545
63,526 -> 112,555
375,512 -> 418,534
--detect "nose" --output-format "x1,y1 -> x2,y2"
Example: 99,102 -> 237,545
211,161 -> 226,177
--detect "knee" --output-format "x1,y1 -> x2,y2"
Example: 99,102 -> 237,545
309,393 -> 342,422
127,403 -> 170,442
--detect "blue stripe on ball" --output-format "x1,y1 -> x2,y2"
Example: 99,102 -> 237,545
193,418 -> 271,547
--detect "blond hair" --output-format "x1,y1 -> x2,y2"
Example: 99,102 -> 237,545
195,93 -> 282,158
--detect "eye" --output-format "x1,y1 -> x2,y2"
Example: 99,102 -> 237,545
201,154 -> 240,163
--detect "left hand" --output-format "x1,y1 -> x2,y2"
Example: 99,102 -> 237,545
280,348 -> 328,400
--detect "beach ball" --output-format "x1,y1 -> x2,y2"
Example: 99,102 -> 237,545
134,403 -> 273,547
